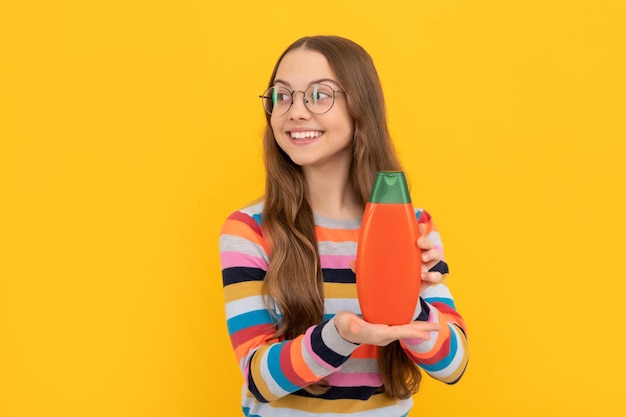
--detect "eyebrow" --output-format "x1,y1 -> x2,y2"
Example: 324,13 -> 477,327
274,78 -> 341,88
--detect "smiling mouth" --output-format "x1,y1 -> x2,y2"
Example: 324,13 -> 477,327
289,130 -> 323,139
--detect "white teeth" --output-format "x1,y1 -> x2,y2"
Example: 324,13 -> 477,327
290,131 -> 322,139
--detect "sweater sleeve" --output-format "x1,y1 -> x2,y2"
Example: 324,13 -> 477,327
400,210 -> 470,384
219,209 -> 360,402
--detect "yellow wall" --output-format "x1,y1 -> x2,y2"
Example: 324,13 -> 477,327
1,1 -> 625,416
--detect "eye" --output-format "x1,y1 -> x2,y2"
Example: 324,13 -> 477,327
270,87 -> 292,104
275,92 -> 291,103
310,84 -> 332,103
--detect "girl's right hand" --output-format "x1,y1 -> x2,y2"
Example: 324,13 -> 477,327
333,311 -> 441,346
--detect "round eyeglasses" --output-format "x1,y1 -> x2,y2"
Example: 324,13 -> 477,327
259,84 -> 345,116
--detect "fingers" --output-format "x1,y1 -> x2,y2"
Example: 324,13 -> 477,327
334,311 -> 442,346
389,321 -> 441,340
421,271 -> 443,284
421,247 -> 440,263
416,224 -> 434,251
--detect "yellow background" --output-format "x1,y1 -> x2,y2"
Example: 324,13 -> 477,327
1,1 -> 625,416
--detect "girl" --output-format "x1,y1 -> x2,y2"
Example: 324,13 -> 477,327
219,35 -> 469,417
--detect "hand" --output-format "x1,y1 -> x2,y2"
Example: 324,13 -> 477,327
334,311 -> 441,346
418,223 -> 444,292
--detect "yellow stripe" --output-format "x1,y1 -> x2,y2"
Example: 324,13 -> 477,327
249,345 -> 275,400
323,282 -> 357,298
223,281 -> 265,302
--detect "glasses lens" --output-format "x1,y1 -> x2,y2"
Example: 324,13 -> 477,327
305,84 -> 335,114
262,86 -> 291,115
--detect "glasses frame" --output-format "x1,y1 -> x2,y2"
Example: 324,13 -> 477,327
259,83 -> 346,116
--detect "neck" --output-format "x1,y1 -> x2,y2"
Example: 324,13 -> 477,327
303,165 -> 363,220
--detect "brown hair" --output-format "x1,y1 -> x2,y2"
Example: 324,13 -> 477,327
261,35 -> 421,400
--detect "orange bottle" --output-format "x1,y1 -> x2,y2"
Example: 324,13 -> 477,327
356,171 -> 423,325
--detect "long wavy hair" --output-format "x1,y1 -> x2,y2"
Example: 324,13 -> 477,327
261,35 -> 421,400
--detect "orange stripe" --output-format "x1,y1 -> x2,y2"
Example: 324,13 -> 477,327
289,335 -> 320,383
412,310 -> 451,360
429,313 -> 451,357
222,219 -> 269,252
315,226 -> 359,242
234,334 -> 276,363
351,344 -> 378,359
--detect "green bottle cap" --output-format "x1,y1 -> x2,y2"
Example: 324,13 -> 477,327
368,171 -> 412,203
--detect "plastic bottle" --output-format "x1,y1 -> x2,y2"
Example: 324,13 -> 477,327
356,171 -> 423,325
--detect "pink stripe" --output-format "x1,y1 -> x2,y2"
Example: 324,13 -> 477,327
319,254 -> 354,269
221,251 -> 268,270
433,245 -> 446,261
326,371 -> 383,387
402,337 -> 427,347
303,327 -> 336,372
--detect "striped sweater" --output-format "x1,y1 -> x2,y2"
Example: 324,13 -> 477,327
219,201 -> 469,417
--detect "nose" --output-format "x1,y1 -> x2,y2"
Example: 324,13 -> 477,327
287,91 -> 311,119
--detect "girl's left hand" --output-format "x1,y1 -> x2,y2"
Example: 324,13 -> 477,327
418,223 -> 444,292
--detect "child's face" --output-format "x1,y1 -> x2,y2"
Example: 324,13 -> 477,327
270,48 -> 354,173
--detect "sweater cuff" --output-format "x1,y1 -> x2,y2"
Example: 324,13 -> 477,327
324,317 -> 361,357
305,319 -> 360,371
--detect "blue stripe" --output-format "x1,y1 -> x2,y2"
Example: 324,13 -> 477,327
227,309 -> 274,334
252,213 -> 262,226
419,324 -> 458,372
267,344 -> 300,393
424,296 -> 456,309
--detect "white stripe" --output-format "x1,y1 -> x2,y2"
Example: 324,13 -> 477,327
219,234 -> 269,262
259,345 -> 291,399
324,298 -> 361,315
239,201 -> 265,216
225,295 -> 271,321
243,394 -> 413,417
318,240 -> 357,256
300,334 -> 335,376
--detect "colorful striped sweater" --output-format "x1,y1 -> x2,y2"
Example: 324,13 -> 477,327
219,201 -> 469,417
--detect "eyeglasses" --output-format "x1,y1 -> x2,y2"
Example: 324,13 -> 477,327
259,83 -> 345,116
